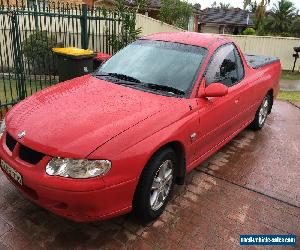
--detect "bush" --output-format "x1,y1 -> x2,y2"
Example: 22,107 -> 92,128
22,31 -> 59,75
280,32 -> 291,37
242,28 -> 256,35
107,0 -> 142,53
291,17 -> 300,37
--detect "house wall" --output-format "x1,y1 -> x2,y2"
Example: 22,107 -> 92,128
201,24 -> 220,34
224,34 -> 300,71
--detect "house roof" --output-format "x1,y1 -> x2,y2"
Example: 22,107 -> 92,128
200,8 -> 254,26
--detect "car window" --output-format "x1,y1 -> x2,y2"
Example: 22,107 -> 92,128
97,40 -> 207,94
205,44 -> 244,87
235,48 -> 245,81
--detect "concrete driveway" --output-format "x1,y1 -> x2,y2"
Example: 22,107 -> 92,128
0,100 -> 299,250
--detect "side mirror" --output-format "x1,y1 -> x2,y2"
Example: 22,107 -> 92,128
203,83 -> 228,97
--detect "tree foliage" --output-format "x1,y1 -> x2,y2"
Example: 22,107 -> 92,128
291,17 -> 300,37
107,0 -> 142,52
211,1 -> 232,9
22,31 -> 58,74
244,0 -> 270,34
159,0 -> 193,29
244,0 -> 299,37
247,1 -> 258,12
265,0 -> 298,35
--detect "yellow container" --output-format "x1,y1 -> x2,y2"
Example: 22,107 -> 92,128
52,47 -> 93,56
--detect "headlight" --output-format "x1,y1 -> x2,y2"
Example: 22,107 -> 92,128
46,158 -> 111,179
0,119 -> 6,138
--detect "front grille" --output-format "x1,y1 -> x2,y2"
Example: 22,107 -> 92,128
5,132 -> 45,165
6,133 -> 17,152
19,145 -> 45,165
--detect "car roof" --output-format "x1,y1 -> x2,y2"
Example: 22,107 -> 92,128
143,32 -> 231,48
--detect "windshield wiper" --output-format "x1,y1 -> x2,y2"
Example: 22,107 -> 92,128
95,72 -> 141,83
94,72 -> 185,96
108,73 -> 142,83
143,83 -> 185,96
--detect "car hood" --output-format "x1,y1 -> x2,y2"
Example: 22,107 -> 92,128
6,75 -> 180,158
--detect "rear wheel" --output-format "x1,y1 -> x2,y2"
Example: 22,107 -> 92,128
133,148 -> 176,223
250,94 -> 271,130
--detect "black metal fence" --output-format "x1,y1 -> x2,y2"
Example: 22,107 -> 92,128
0,0 -> 135,118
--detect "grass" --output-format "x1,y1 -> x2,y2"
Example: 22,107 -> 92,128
281,70 -> 300,81
0,79 -> 54,105
277,91 -> 300,102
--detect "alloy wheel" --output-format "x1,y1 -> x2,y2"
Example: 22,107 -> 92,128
259,97 -> 269,126
149,159 -> 173,211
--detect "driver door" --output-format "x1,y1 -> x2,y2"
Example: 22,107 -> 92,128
195,43 -> 247,159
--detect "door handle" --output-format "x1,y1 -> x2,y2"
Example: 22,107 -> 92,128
235,99 -> 239,104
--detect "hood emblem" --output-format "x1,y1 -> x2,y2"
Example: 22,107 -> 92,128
17,131 -> 26,139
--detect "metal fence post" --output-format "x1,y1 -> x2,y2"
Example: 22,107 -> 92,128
11,11 -> 26,101
81,4 -> 88,49
33,3 -> 39,31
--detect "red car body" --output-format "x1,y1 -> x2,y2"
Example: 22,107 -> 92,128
0,32 -> 281,221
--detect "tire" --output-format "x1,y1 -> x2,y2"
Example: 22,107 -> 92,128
250,94 -> 271,130
133,148 -> 176,223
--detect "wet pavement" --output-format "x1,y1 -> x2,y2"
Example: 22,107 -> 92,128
0,100 -> 299,249
291,101 -> 300,109
280,79 -> 300,91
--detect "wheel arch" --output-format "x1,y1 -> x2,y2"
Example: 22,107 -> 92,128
267,89 -> 274,114
145,141 -> 187,185
161,141 -> 186,185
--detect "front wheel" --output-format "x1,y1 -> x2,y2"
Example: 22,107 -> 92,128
250,94 -> 271,130
133,148 -> 176,223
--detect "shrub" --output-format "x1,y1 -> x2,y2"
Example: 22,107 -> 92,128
107,0 -> 141,53
22,31 -> 59,74
242,28 -> 256,35
280,32 -> 291,37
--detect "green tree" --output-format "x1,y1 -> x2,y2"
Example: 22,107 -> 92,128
247,1 -> 258,12
107,0 -> 142,52
244,0 -> 271,35
134,0 -> 148,13
211,1 -> 232,9
291,17 -> 300,37
160,0 -> 193,29
265,0 -> 298,35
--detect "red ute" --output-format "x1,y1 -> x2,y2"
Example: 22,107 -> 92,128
0,32 -> 281,222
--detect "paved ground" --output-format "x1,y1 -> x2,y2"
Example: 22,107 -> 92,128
0,100 -> 299,250
280,79 -> 300,91
291,101 -> 300,109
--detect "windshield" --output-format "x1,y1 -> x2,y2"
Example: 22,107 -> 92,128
96,40 -> 207,95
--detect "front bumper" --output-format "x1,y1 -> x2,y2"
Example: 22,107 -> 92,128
0,134 -> 137,222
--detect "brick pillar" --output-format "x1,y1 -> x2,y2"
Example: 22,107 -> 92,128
194,14 -> 199,32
